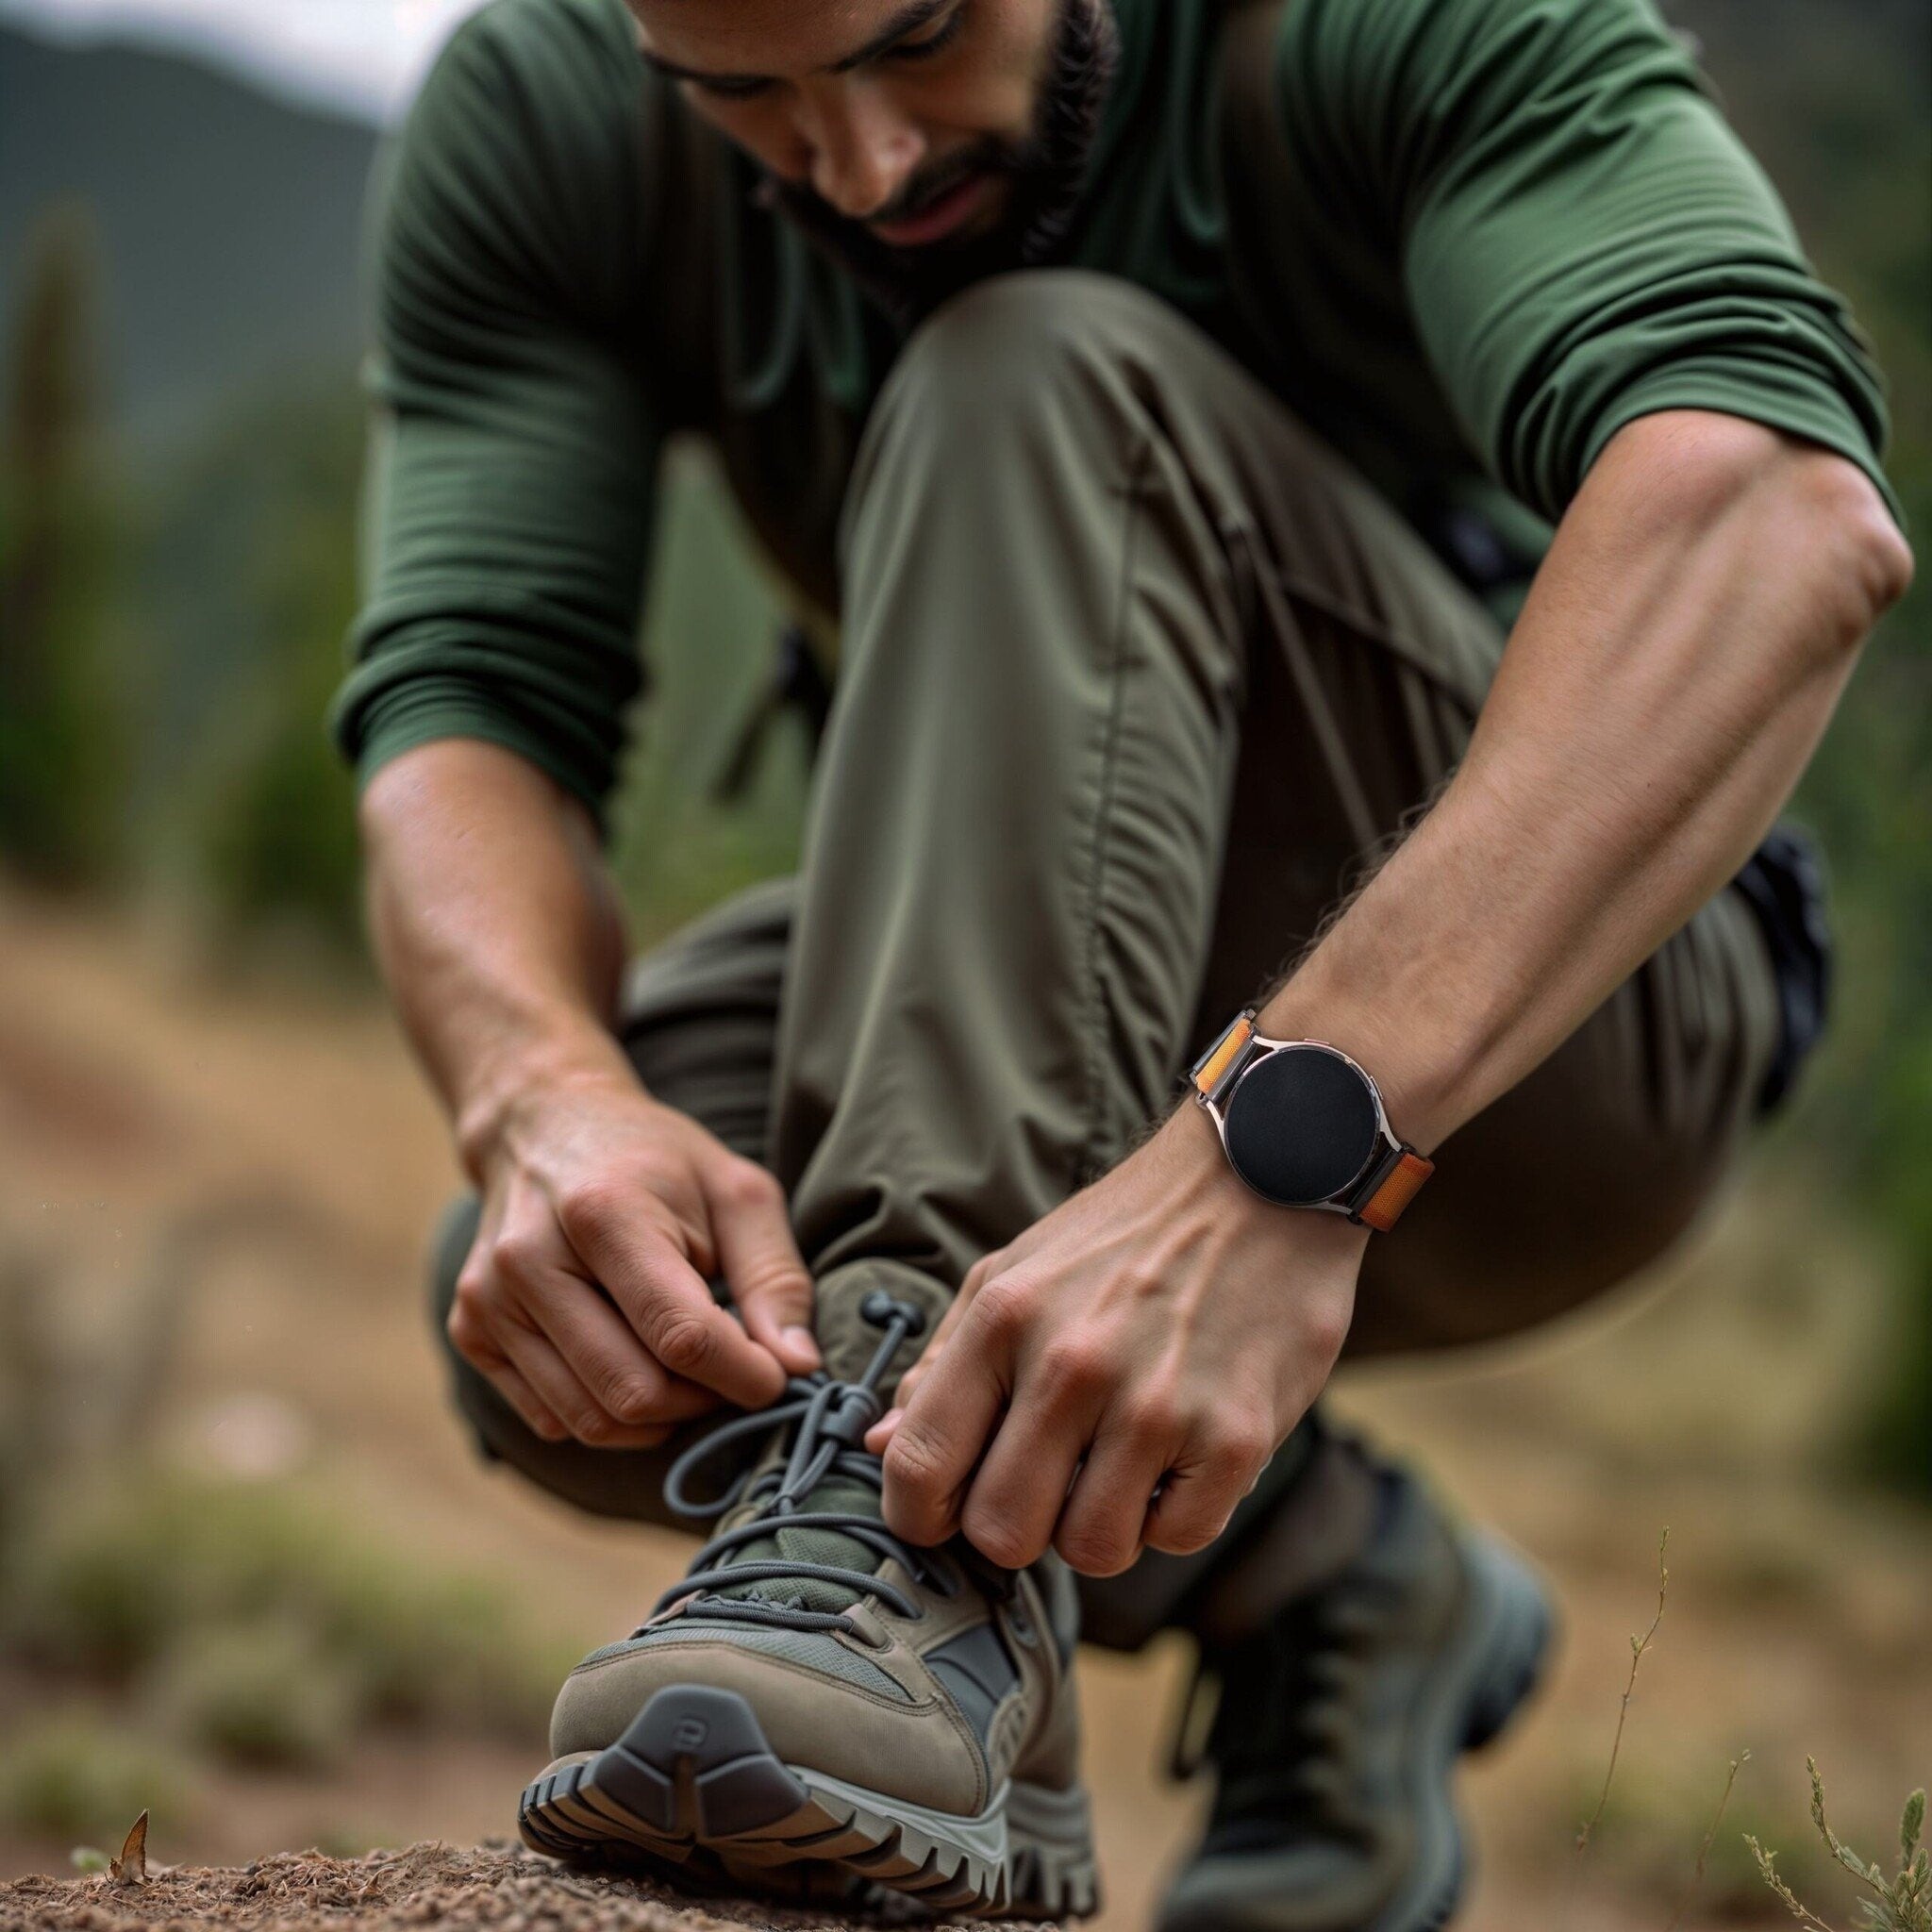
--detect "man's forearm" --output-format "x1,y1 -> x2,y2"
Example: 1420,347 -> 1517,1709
1257,411 -> 1912,1152
359,738 -> 638,1179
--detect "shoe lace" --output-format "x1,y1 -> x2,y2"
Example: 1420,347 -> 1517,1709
642,1293 -> 968,1638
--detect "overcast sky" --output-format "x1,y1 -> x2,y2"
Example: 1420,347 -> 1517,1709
0,0 -> 486,119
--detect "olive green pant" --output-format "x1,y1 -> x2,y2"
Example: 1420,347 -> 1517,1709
433,272 -> 1780,1647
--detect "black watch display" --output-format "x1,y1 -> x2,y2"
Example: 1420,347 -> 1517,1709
1187,1009 -> 1434,1231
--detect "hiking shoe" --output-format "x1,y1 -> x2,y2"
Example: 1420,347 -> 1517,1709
518,1281 -> 1099,1920
1158,1445 -> 1554,1932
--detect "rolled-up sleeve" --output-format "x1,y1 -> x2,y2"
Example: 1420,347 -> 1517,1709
1281,0 -> 1898,528
329,0 -> 663,819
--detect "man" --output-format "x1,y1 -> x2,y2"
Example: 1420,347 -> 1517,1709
333,0 -> 1910,1923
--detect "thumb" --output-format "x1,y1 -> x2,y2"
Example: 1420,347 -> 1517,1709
707,1160 -> 821,1377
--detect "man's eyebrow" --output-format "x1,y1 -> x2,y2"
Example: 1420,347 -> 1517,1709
641,0 -> 956,86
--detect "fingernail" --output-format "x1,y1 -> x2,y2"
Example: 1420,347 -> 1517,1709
781,1324 -> 820,1359
870,1407 -> 904,1442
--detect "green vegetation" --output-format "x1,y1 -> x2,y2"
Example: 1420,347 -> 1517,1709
0,1715 -> 195,1845
1752,1768 -> 1929,1932
0,208 -> 126,887
1693,0 -> 1932,1494
2,1472 -> 576,1762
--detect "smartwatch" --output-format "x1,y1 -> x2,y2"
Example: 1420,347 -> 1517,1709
1187,1008 -> 1434,1231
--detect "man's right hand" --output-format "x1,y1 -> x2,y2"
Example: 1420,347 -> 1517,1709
448,1072 -> 821,1447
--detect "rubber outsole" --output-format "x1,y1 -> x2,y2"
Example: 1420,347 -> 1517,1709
518,1683 -> 1100,1921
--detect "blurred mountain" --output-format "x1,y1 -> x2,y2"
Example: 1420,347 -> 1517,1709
0,24 -> 377,446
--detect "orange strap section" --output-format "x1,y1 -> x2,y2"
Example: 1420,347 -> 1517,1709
1357,1152 -> 1435,1232
1192,1014 -> 1255,1096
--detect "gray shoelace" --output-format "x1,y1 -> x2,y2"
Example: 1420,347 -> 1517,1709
643,1294 -> 963,1637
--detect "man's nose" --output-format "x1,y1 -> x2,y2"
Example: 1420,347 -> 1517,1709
802,84 -> 924,219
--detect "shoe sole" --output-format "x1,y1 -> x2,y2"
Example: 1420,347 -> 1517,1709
1368,1531 -> 1557,1932
517,1683 -> 1100,1921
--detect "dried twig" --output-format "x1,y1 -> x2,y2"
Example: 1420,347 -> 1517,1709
108,1811 -> 148,1888
1666,1750 -> 1749,1932
1560,1528 -> 1670,1932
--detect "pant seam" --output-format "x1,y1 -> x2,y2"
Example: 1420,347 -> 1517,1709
1073,429 -> 1160,1190
1264,561 -> 1490,724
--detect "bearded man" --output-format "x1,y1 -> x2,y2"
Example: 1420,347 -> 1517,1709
332,0 -> 1910,1923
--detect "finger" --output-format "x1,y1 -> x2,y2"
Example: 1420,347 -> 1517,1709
568,1208 -> 789,1410
477,1349 -> 571,1443
877,1260 -> 987,1429
1053,1421 -> 1171,1577
1141,1423 -> 1271,1557
525,1272 -> 722,1428
703,1158 -> 820,1376
957,1374 -> 1102,1571
496,1318 -> 675,1450
880,1290 -> 1018,1546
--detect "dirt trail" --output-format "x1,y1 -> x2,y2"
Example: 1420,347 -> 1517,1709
0,1843 -> 1058,1932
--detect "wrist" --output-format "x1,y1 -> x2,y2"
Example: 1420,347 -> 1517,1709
1158,1100 -> 1374,1258
454,1013 -> 642,1182
1249,960 -> 1479,1157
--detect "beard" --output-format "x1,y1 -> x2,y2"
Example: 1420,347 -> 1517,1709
761,0 -> 1121,327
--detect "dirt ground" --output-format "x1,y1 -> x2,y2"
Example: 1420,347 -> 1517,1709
2,887 -> 1926,1931
0,1841 -> 1058,1932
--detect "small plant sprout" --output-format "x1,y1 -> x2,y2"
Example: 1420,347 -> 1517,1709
1559,1527 -> 1669,1932
1748,1762 -> 1929,1932
1666,1749 -> 1751,1932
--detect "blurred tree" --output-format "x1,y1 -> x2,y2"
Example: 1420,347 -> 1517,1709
0,205 -> 125,884
166,382 -> 365,954
1674,0 -> 1932,1491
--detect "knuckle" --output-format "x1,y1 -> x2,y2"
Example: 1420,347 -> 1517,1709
1154,1516 -> 1220,1557
557,1177 -> 624,1241
602,1372 -> 663,1424
1197,1416 -> 1272,1485
491,1230 -> 545,1288
1056,1527 -> 1134,1577
723,1159 -> 785,1210
1125,1387 -> 1184,1447
1039,1338 -> 1108,1400
972,1273 -> 1037,1343
960,1507 -> 1034,1571
650,1311 -> 719,1378
570,1407 -> 614,1445
882,1428 -> 945,1501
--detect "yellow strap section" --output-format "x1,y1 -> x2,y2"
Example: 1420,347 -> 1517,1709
1358,1152 -> 1434,1232
1192,1015 -> 1255,1096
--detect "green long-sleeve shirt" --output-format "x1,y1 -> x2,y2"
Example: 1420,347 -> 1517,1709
331,0 -> 1895,814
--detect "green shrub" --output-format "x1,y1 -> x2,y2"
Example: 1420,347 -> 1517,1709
5,1472 -> 575,1755
0,1714 -> 194,1842
148,1617 -> 358,1770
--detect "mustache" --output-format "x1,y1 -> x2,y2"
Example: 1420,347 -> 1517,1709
763,135 -> 1026,241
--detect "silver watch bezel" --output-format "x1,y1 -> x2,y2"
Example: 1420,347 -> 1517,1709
1189,1016 -> 1400,1214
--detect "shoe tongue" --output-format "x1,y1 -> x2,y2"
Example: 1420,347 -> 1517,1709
713,1459 -> 889,1617
692,1267 -> 954,1619
812,1263 -> 952,1390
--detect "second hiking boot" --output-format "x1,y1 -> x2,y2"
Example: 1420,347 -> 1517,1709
1158,1440 -> 1555,1932
518,1288 -> 1098,1919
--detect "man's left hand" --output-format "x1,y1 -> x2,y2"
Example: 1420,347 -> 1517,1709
864,1104 -> 1364,1577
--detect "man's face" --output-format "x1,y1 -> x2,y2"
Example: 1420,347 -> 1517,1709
628,0 -> 1118,313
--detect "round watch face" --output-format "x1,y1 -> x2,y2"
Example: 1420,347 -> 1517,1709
1222,1045 -> 1381,1207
